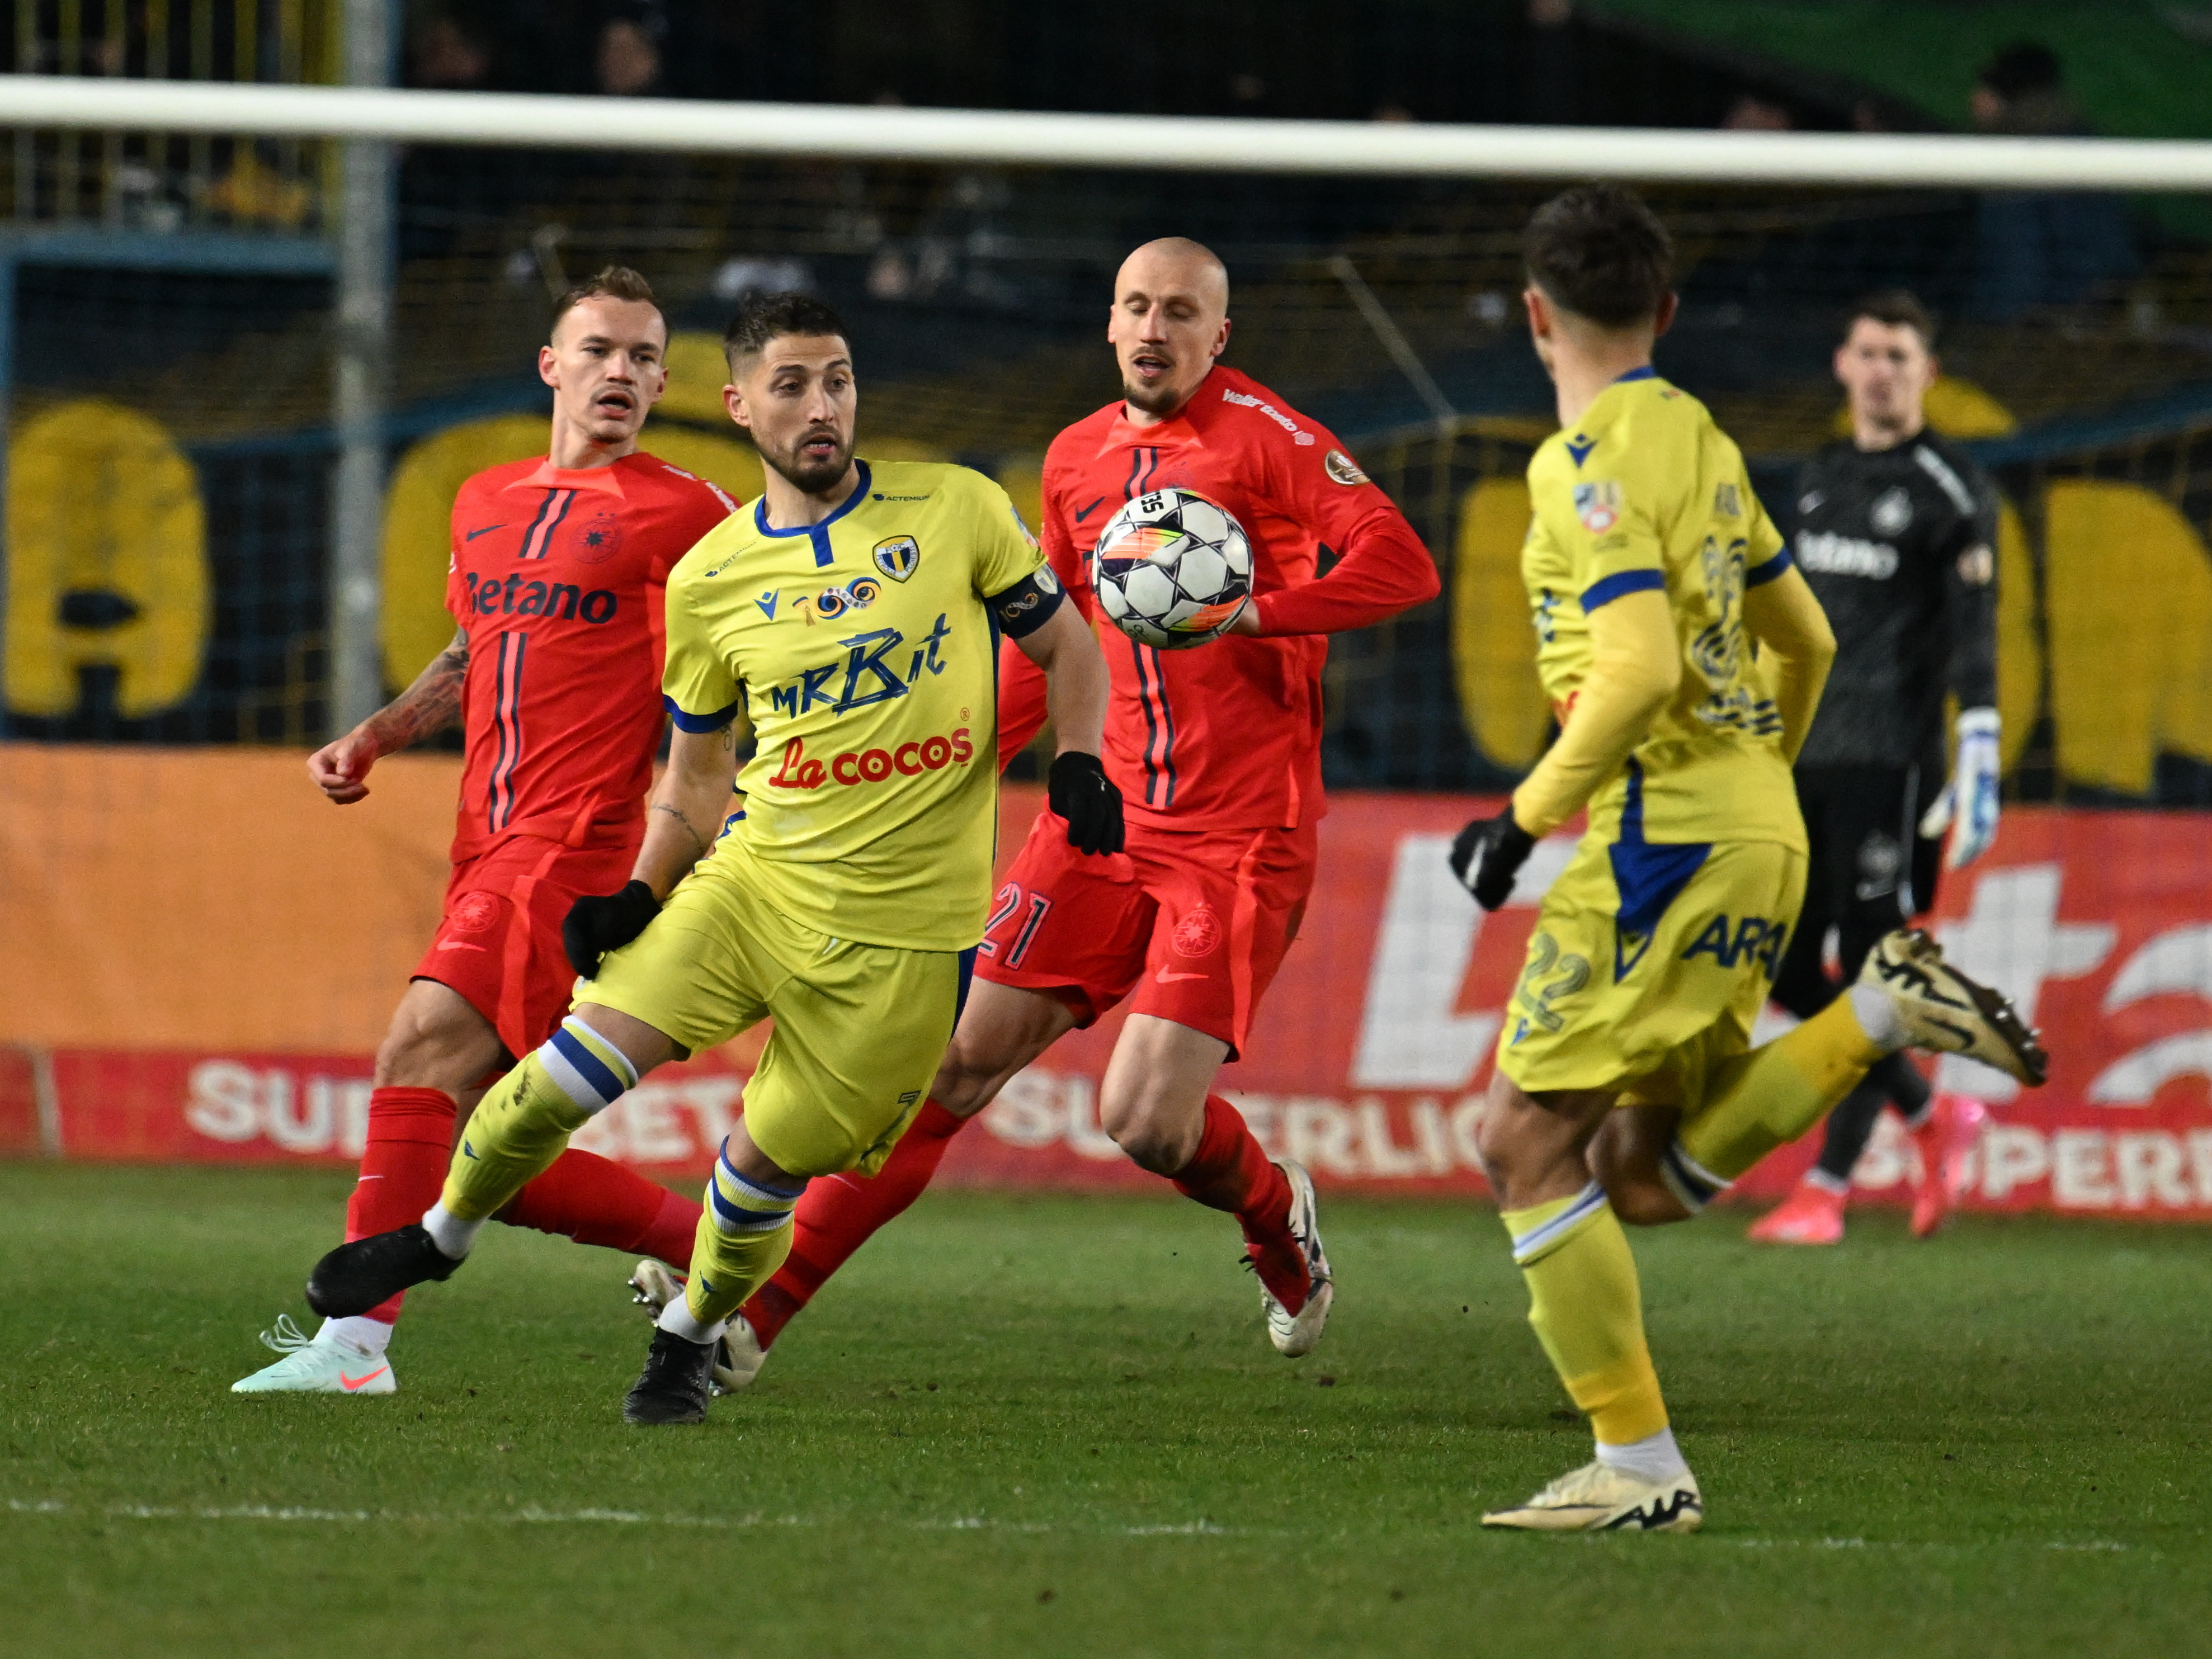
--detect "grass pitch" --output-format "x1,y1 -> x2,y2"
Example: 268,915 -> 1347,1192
2,1163 -> 2207,1659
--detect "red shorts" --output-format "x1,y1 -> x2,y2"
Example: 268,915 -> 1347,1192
412,836 -> 636,1062
977,811 -> 1318,1057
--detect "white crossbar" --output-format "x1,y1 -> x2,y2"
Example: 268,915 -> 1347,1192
4,75 -> 2212,190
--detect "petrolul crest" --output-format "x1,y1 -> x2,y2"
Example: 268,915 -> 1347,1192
872,534 -> 921,582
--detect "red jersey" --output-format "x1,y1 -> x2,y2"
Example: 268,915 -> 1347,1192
444,450 -> 735,862
1000,365 -> 1437,831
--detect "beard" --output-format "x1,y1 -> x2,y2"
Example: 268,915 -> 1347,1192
762,429 -> 855,494
1120,371 -> 1185,417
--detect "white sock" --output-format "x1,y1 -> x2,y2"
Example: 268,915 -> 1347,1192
419,1202 -> 482,1261
1596,1426 -> 1691,1483
1848,980 -> 1909,1053
656,1297 -> 726,1347
320,1315 -> 393,1358
1805,1168 -> 1851,1197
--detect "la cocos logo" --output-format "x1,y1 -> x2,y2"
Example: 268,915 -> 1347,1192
768,728 -> 975,791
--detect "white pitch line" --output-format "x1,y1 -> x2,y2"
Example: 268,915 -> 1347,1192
4,1497 -> 1241,1538
4,1500 -> 2144,1553
1719,1535 -> 2139,1555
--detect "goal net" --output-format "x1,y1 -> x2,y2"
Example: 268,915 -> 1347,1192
3,74 -> 2211,811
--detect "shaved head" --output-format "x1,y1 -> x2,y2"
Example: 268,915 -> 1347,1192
1110,238 -> 1233,421
1116,237 -> 1230,314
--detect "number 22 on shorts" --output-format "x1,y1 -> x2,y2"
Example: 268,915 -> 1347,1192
1511,930 -> 1590,1042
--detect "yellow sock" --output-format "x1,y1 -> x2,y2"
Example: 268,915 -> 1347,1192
684,1142 -> 808,1326
1669,996 -> 1889,1205
1502,1184 -> 1668,1447
440,1016 -> 639,1221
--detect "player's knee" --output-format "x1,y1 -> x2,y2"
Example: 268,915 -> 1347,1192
374,1019 -> 469,1089
928,1039 -> 1003,1118
374,982 -> 501,1090
1588,1105 -> 1695,1226
1100,1089 -> 1196,1175
1471,1081 -> 1545,1186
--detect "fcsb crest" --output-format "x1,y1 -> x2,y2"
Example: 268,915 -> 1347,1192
872,535 -> 921,583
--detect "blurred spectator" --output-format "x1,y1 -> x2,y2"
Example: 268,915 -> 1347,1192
593,8 -> 666,97
1970,41 -> 2073,137
409,10 -> 497,91
1522,0 -> 1579,124
1968,40 -> 2136,319
1722,93 -> 1794,132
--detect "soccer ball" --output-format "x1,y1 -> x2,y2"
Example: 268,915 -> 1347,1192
1090,488 -> 1253,650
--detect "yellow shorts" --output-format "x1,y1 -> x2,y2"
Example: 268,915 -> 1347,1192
1496,828 -> 1805,1102
581,856 -> 963,1178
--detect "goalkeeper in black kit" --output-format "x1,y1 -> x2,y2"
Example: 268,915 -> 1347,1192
1750,291 -> 2004,1246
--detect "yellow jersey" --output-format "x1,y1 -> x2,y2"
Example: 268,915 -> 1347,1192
662,458 -> 1048,951
1523,370 -> 1803,849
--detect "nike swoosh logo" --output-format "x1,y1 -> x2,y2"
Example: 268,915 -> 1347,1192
465,523 -> 507,541
339,1367 -> 389,1391
1156,968 -> 1208,983
1073,497 -> 1106,523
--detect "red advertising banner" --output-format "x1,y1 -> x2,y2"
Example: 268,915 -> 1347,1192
22,795 -> 2212,1221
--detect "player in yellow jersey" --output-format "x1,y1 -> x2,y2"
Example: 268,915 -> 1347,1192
301,292 -> 1119,1424
1447,187 -> 2047,1532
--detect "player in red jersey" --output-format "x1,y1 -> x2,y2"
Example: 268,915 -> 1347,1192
235,267 -> 734,1396
641,238 -> 1440,1386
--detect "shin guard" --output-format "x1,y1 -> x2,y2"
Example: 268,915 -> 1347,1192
440,1016 -> 638,1222
1669,996 -> 1889,1210
685,1141 -> 808,1328
1505,1183 -> 1669,1447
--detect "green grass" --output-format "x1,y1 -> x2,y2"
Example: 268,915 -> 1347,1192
2,1163 -> 2208,1658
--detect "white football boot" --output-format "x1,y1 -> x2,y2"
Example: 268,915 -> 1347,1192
1262,1159 -> 1334,1359
1859,929 -> 2048,1085
230,1314 -> 397,1395
628,1260 -> 765,1395
1482,1460 -> 1704,1533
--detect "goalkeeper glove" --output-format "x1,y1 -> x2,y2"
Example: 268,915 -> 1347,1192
1449,807 -> 1536,911
1049,751 -> 1125,856
1918,707 -> 2002,870
562,880 -> 661,979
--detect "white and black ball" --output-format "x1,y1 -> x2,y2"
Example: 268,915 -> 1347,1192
1090,488 -> 1254,650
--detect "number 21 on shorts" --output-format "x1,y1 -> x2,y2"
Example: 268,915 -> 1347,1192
979,881 -> 1053,968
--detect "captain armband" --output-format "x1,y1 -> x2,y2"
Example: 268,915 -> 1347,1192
984,565 -> 1067,639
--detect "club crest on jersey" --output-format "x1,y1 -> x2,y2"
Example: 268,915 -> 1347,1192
1574,480 -> 1624,534
1323,448 -> 1370,486
571,508 -> 624,565
1871,486 -> 1914,536
872,535 -> 921,582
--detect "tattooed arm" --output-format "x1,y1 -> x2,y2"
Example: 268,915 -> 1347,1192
306,627 -> 470,805
631,715 -> 742,898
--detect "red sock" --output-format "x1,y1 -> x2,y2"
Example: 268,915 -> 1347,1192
1172,1094 -> 1303,1312
743,1099 -> 968,1350
346,1086 -> 459,1325
497,1150 -> 703,1268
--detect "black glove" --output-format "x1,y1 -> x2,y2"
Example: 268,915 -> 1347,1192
1048,751 -> 1125,857
562,880 -> 661,979
1449,809 -> 1536,911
